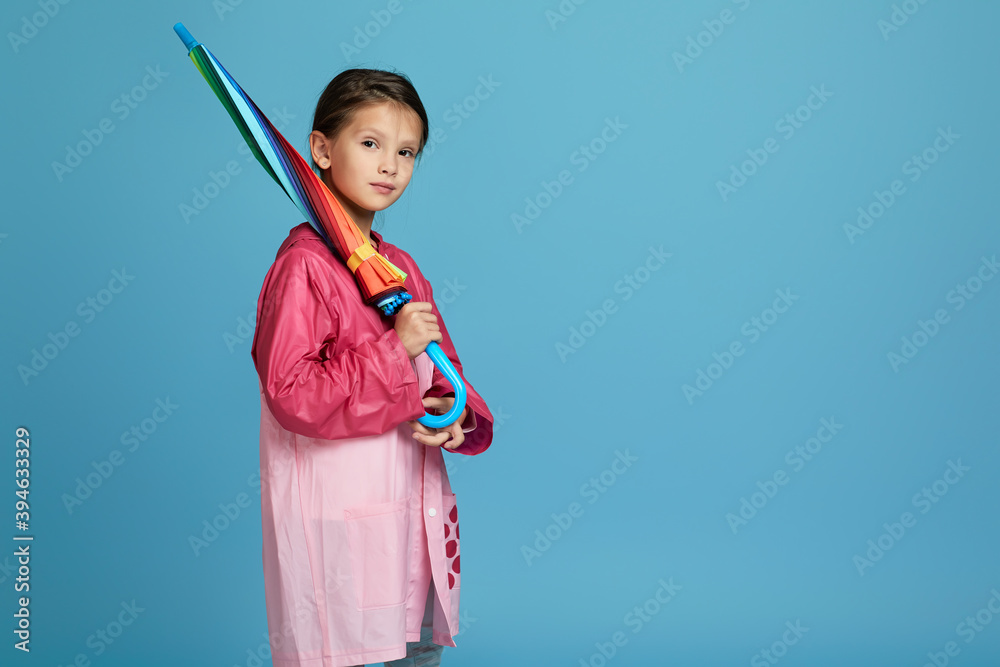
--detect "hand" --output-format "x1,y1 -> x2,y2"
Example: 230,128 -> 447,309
394,302 -> 443,360
407,396 -> 468,451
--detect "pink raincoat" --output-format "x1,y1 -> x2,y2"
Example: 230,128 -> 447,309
251,222 -> 493,666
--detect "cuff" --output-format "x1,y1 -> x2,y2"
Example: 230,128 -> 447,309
461,407 -> 477,433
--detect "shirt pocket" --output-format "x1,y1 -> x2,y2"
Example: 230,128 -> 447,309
343,497 -> 410,610
442,492 -> 461,591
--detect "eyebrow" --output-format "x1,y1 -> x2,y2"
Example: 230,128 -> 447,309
356,127 -> 419,146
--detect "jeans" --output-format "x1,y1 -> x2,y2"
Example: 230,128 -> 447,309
351,584 -> 443,667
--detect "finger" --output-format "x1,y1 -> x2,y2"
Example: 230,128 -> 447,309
408,422 -> 437,436
416,430 -> 451,447
441,424 -> 464,450
444,431 -> 464,450
411,426 -> 443,440
421,396 -> 452,410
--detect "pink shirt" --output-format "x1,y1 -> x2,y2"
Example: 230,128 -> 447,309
251,223 -> 493,666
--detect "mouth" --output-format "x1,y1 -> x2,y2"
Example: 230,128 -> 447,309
370,182 -> 395,194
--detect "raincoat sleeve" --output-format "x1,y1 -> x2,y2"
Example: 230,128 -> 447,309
251,247 -> 427,441
404,263 -> 495,457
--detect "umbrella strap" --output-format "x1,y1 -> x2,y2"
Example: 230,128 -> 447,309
346,243 -> 408,282
346,242 -> 377,272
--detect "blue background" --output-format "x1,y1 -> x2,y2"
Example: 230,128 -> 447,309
2,0 -> 999,665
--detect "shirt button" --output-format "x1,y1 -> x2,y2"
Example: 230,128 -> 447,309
428,508 -> 437,517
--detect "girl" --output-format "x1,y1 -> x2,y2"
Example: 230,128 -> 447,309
250,69 -> 494,667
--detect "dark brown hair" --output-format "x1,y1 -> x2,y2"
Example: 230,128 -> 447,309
310,68 -> 429,174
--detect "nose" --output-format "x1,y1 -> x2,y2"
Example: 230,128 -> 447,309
379,154 -> 398,176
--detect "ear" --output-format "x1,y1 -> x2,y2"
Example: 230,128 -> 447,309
308,130 -> 330,168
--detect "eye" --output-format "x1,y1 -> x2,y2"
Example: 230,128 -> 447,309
399,149 -> 415,158
362,140 -> 377,148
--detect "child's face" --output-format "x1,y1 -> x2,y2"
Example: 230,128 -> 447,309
310,101 -> 423,226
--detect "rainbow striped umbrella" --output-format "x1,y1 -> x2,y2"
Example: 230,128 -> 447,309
173,22 -> 465,429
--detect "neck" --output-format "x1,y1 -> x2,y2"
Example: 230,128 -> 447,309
357,219 -> 374,246
347,207 -> 375,245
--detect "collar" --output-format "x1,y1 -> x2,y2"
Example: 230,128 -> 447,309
287,222 -> 387,256
370,228 -> 386,252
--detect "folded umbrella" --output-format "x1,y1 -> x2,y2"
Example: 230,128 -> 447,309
173,22 -> 465,429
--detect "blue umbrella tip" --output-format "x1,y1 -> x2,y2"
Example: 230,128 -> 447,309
173,22 -> 199,51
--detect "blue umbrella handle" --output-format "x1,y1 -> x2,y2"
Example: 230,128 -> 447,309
419,341 -> 467,429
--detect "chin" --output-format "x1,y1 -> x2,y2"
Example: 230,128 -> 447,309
368,196 -> 399,211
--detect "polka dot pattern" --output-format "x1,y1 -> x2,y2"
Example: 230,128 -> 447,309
444,500 -> 460,589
